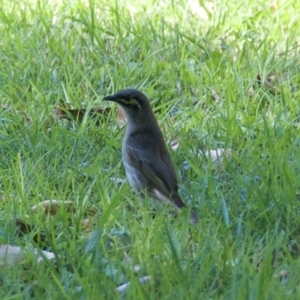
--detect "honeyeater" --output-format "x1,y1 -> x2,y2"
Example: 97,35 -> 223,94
104,89 -> 198,224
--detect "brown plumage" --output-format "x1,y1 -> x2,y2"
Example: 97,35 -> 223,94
104,89 -> 198,224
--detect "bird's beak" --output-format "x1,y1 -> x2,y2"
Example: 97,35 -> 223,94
103,94 -> 119,102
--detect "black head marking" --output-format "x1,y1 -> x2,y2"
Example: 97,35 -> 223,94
103,89 -> 150,110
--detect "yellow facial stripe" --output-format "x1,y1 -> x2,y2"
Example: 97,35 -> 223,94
119,98 -> 139,106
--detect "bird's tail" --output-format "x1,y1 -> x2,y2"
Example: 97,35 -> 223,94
171,193 -> 199,225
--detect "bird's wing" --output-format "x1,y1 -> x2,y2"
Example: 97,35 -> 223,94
124,135 -> 178,198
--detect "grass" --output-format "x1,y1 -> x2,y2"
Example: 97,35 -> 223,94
0,0 -> 300,298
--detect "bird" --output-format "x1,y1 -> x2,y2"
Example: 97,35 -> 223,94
103,88 -> 199,224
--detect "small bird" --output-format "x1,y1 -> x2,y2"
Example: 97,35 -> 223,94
103,89 -> 198,224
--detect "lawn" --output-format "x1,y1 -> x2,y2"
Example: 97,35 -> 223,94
0,0 -> 300,299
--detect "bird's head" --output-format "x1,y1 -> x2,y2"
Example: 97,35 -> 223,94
103,89 -> 152,114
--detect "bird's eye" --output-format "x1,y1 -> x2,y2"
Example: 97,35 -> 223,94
126,98 -> 139,105
120,98 -> 140,109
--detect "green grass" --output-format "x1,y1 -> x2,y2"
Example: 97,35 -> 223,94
1,0 -> 300,298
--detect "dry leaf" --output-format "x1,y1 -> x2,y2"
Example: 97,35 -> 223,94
13,218 -> 47,245
31,200 -> 76,215
116,276 -> 151,293
257,74 -> 280,94
158,119 -> 174,135
188,0 -> 215,20
270,1 -> 279,12
81,219 -> 92,230
123,252 -> 141,273
209,87 -> 221,102
117,106 -> 126,125
170,140 -> 180,151
0,244 -> 55,266
252,247 -> 264,271
54,105 -> 127,127
109,177 -> 126,184
248,86 -> 255,97
0,245 -> 27,265
31,200 -> 97,216
279,270 -> 288,281
15,218 -> 35,235
204,148 -> 232,163
53,107 -> 112,125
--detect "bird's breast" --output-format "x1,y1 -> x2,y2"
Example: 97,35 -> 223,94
122,159 -> 149,193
